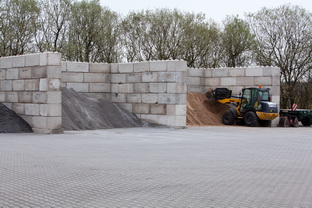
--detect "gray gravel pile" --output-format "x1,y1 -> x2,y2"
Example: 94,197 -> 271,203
62,87 -> 144,130
0,103 -> 33,133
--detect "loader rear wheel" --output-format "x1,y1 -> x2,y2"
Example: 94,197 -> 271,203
222,109 -> 235,125
244,111 -> 259,127
301,117 -> 312,126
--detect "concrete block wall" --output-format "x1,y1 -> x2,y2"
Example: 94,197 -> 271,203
61,62 -> 111,100
111,60 -> 188,127
0,53 -> 62,133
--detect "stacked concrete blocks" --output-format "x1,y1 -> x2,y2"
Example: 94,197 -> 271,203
111,60 -> 188,127
0,53 -> 62,133
61,62 -> 111,100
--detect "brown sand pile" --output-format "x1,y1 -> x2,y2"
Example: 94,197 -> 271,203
62,87 -> 143,130
187,92 -> 229,126
0,103 -> 33,133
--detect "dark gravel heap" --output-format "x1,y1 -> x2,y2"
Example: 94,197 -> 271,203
62,87 -> 144,130
0,103 -> 33,133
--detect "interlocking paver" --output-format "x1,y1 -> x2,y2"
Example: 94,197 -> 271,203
0,126 -> 312,207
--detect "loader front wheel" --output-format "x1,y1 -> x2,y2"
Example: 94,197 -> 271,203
222,109 -> 235,125
244,111 -> 259,127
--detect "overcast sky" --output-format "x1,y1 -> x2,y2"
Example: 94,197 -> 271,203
99,0 -> 311,22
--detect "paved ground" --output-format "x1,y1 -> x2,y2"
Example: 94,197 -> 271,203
1,126 -> 312,208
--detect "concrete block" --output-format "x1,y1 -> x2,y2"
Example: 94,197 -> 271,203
255,77 -> 272,86
0,57 -> 12,69
158,94 -> 176,104
32,66 -> 47,78
176,72 -> 186,83
205,78 -> 220,86
133,104 -> 149,114
111,74 -> 126,83
32,116 -> 47,129
187,68 -> 204,77
133,83 -> 150,93
126,73 -> 141,83
150,61 -> 166,72
142,72 -> 158,82
0,92 -> 5,102
236,77 -> 255,86
40,104 -> 62,116
13,56 -> 26,67
90,63 -> 110,73
13,80 -> 25,91
228,86 -> 243,96
176,94 -> 187,104
25,54 -> 40,66
212,68 -> 229,77
47,66 -> 61,78
175,116 -> 186,127
19,68 -> 32,79
220,77 -> 237,86
118,63 -> 134,73
0,80 -> 13,91
90,83 -> 111,92
150,83 -> 167,93
158,115 -> 175,126
39,79 -> 48,91
18,92 -> 32,103
67,62 -> 89,72
142,94 -> 158,104
126,94 -> 142,103
110,63 -> 118,73
48,79 -> 61,91
111,93 -> 126,103
246,67 -> 263,76
111,84 -> 119,93
25,104 -> 40,116
20,115 -> 33,126
150,104 -> 166,115
134,62 -> 149,73
67,83 -> 89,92
187,77 -> 202,86
272,76 -> 280,86
84,73 -> 108,83
33,92 -> 47,103
158,72 -> 176,82
6,68 -> 19,79
140,114 -> 157,123
205,69 -> 212,77
167,60 -> 187,72
12,103 -> 25,114
166,105 -> 175,115
188,86 -> 205,93
62,72 -> 83,82
6,92 -> 18,102
0,69 -> 5,80
3,102 -> 12,109
61,62 -> 67,72
272,95 -> 280,106
44,52 -> 62,66
175,105 -> 187,116
229,68 -> 245,76
263,67 -> 280,76
25,79 -> 39,91
270,86 -> 280,96
118,83 -> 133,93
85,92 -> 106,100
167,83 -> 187,93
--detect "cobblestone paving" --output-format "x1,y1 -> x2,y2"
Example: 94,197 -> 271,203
1,126 -> 312,208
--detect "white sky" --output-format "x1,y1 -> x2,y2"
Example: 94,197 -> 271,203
100,0 -> 311,23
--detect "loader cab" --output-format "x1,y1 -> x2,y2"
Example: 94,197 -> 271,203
240,87 -> 271,113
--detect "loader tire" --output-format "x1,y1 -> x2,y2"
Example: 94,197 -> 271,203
244,111 -> 259,127
222,109 -> 235,125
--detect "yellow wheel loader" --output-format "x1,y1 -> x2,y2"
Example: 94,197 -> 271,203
206,87 -> 279,127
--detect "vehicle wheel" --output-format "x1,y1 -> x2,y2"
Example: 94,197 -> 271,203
244,111 -> 259,127
301,117 -> 312,126
222,109 -> 235,125
259,120 -> 271,127
279,116 -> 289,127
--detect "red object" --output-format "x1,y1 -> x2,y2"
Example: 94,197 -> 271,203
292,104 -> 297,111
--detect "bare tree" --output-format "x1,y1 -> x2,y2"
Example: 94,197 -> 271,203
248,5 -> 312,108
